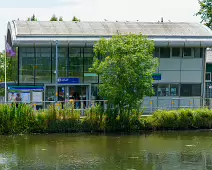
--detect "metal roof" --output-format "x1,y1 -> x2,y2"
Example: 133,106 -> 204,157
11,21 -> 212,37
7,21 -> 212,47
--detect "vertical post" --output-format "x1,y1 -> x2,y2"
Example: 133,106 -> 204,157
55,40 -> 58,103
4,51 -> 7,103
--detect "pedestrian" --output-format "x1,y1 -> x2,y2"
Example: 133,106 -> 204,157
15,93 -> 22,108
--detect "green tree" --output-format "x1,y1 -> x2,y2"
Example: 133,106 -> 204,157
90,33 -> 158,115
196,0 -> 212,29
50,14 -> 58,21
59,16 -> 63,21
0,51 -> 18,96
72,16 -> 80,22
27,14 -> 37,21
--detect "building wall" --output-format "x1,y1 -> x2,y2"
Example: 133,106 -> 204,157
205,63 -> 212,98
148,47 -> 204,110
18,46 -> 205,110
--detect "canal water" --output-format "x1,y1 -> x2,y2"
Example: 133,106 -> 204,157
1,131 -> 212,170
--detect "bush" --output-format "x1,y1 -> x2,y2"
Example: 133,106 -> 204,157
0,104 -> 212,134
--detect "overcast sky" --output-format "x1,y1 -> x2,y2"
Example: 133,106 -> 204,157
0,0 -> 201,50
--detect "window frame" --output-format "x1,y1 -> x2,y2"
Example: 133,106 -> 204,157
205,72 -> 211,82
180,84 -> 201,97
157,84 -> 170,96
183,48 -> 194,58
159,47 -> 170,58
171,47 -> 181,58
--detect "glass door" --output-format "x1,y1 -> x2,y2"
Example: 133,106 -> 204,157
67,85 -> 90,109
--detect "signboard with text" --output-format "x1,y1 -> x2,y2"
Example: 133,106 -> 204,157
152,73 -> 161,80
58,78 -> 80,84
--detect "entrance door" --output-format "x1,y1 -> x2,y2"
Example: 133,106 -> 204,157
45,84 -> 90,109
58,86 -> 65,102
68,85 -> 90,109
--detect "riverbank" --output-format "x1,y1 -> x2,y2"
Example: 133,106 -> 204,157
0,104 -> 212,134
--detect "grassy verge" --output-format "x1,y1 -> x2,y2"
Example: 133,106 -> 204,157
0,104 -> 212,134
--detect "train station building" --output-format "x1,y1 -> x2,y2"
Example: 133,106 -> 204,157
6,21 -> 212,110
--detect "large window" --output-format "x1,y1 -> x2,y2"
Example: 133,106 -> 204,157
160,47 -> 170,58
170,84 -> 178,96
35,48 -> 51,84
83,48 -> 97,83
52,47 -> 68,83
19,47 -> 35,83
180,84 -> 201,96
157,84 -> 179,96
69,48 -> 83,83
158,84 -> 169,96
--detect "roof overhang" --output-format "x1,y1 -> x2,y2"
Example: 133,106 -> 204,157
12,36 -> 212,47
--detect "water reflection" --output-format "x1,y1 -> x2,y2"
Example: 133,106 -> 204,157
0,132 -> 212,169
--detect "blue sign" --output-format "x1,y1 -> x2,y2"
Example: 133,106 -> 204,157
152,74 -> 161,80
8,86 -> 44,91
58,78 -> 80,84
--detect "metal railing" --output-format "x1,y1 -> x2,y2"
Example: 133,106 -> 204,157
1,97 -> 212,115
142,97 -> 212,114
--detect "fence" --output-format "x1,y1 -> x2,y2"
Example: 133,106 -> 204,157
0,97 -> 211,115
142,97 -> 211,114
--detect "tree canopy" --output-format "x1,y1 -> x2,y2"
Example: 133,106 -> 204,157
72,16 -> 80,22
90,33 -> 158,114
196,0 -> 212,29
26,14 -> 80,22
50,14 -> 58,21
27,14 -> 37,21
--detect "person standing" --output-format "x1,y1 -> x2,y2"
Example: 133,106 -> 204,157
15,93 -> 22,108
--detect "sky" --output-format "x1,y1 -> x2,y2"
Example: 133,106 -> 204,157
0,0 -> 201,50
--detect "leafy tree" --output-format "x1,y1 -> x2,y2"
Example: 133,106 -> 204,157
50,14 -> 58,21
0,51 -> 18,96
72,16 -> 80,22
90,33 -> 159,115
27,14 -> 37,21
59,16 -> 63,21
196,0 -> 212,29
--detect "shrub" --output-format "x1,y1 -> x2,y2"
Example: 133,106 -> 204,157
0,103 -> 212,134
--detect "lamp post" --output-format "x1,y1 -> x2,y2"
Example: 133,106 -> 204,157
55,40 -> 58,103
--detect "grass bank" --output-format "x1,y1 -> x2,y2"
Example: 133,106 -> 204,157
0,104 -> 212,134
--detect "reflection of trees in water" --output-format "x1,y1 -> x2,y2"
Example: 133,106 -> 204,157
2,134 -> 212,169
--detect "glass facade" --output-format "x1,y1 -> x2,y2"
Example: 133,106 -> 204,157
19,47 -> 100,85
18,46 -> 203,101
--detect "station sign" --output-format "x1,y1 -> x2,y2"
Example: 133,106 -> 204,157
58,78 -> 80,84
8,86 -> 44,91
152,73 -> 161,80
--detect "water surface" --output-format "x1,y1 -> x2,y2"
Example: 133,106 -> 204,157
1,131 -> 212,169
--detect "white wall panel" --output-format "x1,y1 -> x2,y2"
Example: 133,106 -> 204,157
159,59 -> 181,70
181,71 -> 202,83
181,59 -> 202,70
